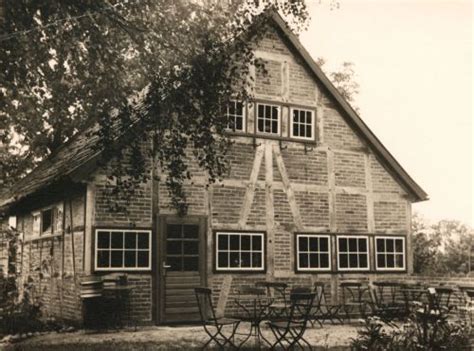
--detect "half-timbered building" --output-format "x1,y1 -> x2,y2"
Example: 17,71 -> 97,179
0,10 -> 427,324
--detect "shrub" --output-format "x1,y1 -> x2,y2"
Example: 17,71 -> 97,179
0,227 -> 45,336
351,311 -> 471,350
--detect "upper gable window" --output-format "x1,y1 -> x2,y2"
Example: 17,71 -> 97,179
226,101 -> 245,132
257,103 -> 280,135
291,108 -> 314,140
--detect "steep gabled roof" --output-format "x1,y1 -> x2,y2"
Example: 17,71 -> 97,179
267,10 -> 428,202
0,9 -> 427,210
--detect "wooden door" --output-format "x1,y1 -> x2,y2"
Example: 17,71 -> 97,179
159,217 -> 206,323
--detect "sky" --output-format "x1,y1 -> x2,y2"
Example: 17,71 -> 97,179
300,0 -> 473,226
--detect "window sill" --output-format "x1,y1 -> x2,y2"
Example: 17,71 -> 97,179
24,233 -> 64,243
226,131 -> 317,145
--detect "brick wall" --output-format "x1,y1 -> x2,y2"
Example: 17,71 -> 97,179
295,191 -> 330,228
280,149 -> 327,185
374,201 -> 407,233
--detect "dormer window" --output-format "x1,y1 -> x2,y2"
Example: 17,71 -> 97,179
257,103 -> 280,135
226,101 -> 245,132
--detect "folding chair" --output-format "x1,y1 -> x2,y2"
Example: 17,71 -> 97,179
267,288 -> 316,350
458,286 -> 474,327
313,282 -> 343,325
340,281 -> 368,323
194,287 -> 240,350
256,281 -> 288,320
367,283 -> 402,326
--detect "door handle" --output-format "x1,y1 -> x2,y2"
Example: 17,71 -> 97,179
163,262 -> 171,269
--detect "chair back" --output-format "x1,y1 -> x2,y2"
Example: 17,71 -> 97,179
313,282 -> 327,306
367,283 -> 379,309
288,288 -> 315,323
256,281 -> 288,304
195,287 -> 217,324
238,286 -> 266,297
341,281 -> 366,303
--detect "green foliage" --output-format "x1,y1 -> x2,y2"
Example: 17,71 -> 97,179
317,57 -> 360,109
351,313 -> 471,351
412,213 -> 473,275
0,0 -> 309,214
0,227 -> 44,335
350,317 -> 392,351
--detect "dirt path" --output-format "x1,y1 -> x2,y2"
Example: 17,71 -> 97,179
3,324 -> 358,350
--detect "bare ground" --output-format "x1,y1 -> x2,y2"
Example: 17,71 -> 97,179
2,323 -> 360,351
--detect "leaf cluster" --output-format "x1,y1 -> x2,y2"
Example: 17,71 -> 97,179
0,0 -> 309,214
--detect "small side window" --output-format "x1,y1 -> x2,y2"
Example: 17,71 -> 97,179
41,209 -> 53,235
226,101 -> 245,132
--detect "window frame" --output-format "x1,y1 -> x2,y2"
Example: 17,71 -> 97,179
94,228 -> 152,272
214,231 -> 266,273
289,107 -> 315,141
374,235 -> 406,272
225,100 -> 246,133
295,233 -> 331,272
255,103 -> 281,136
336,235 -> 370,272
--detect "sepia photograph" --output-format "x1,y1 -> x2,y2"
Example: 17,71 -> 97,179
0,0 -> 472,350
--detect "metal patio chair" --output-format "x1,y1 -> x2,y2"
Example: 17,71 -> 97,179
312,282 -> 343,325
256,281 -> 289,320
194,287 -> 241,350
340,281 -> 369,323
458,286 -> 474,327
267,288 -> 316,350
367,283 -> 404,326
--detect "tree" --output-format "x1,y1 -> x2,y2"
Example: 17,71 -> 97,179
0,1 -> 312,212
316,57 -> 360,109
412,213 -> 473,275
412,213 -> 440,275
0,1 -> 358,214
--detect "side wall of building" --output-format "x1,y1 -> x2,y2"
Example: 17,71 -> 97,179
14,188 -> 86,322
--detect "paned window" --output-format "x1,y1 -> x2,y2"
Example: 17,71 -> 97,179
337,236 -> 369,271
166,224 -> 200,272
215,232 -> 264,271
226,101 -> 245,132
291,108 -> 314,140
95,229 -> 151,271
375,236 -> 405,270
296,234 -> 331,271
257,104 -> 280,135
